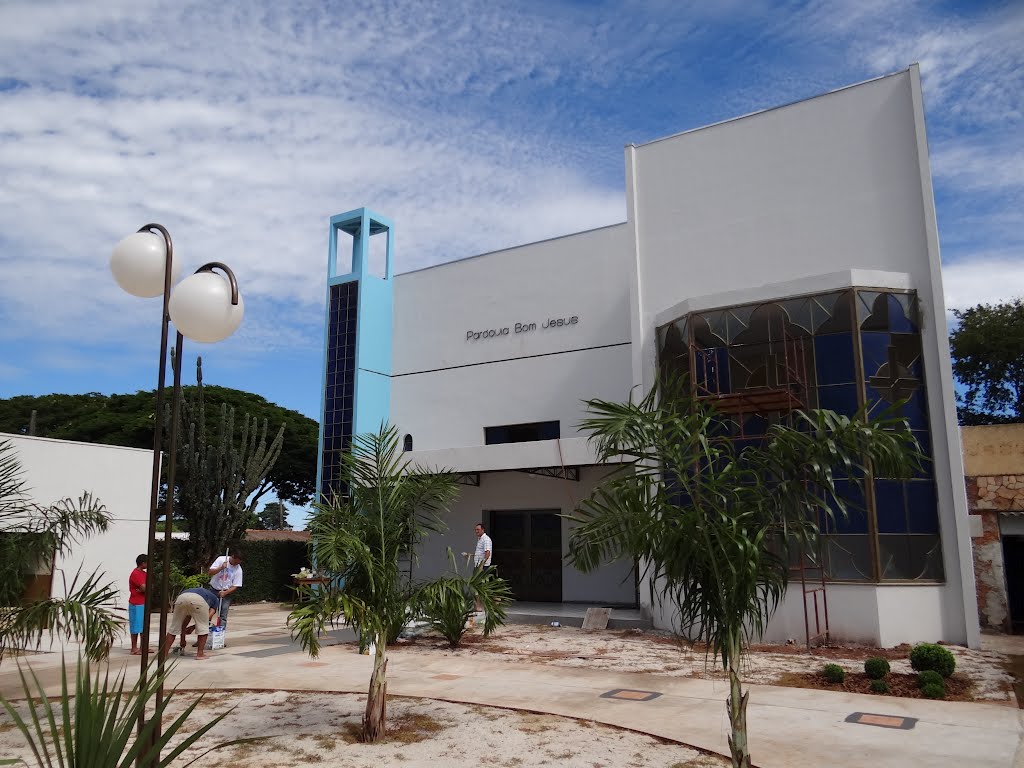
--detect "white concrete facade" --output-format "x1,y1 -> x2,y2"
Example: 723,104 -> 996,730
2,432 -> 153,612
334,66 -> 980,648
623,67 -> 978,648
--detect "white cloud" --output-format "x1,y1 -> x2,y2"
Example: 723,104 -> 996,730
930,140 -> 1024,194
0,0 -> 1021,398
862,8 -> 1024,123
942,254 -> 1024,311
0,1 -> 628,362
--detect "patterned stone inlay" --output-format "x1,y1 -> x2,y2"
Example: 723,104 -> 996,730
600,688 -> 662,702
845,712 -> 916,730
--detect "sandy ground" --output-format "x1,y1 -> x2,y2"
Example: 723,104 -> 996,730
396,623 -> 1017,703
0,689 -> 726,768
0,620 -> 1015,766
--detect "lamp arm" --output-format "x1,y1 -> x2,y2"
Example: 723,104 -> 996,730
194,261 -> 240,306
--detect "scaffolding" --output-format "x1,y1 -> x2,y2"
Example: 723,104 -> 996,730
690,330 -> 830,648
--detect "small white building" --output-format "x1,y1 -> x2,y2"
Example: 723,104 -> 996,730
2,432 -> 152,613
316,66 -> 981,648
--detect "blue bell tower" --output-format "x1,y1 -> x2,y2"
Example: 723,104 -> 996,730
316,208 -> 394,501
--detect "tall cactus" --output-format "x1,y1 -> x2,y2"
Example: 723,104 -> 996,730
171,355 -> 285,572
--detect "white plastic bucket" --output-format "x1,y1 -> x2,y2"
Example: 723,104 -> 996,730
208,625 -> 225,650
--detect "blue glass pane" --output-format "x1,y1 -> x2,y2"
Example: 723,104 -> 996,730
707,417 -> 731,439
875,479 -> 907,533
880,534 -> 943,580
902,388 -> 929,430
892,333 -> 924,377
864,385 -> 889,413
887,294 -> 914,333
906,481 -> 939,534
814,333 -> 856,385
833,505 -> 869,534
823,535 -> 873,580
818,384 -> 859,416
911,430 -> 933,479
825,479 -> 866,532
695,347 -> 730,394
860,332 -> 892,376
321,280 -> 359,499
741,413 -> 768,436
733,437 -> 763,454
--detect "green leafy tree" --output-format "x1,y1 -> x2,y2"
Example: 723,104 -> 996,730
567,378 -> 919,768
0,387 -> 318,507
249,501 -> 292,530
950,298 -> 1024,424
175,357 -> 285,573
0,439 -> 121,662
289,425 -> 508,742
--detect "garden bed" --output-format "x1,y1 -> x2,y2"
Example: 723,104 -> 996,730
394,623 -> 1016,704
775,670 -> 975,701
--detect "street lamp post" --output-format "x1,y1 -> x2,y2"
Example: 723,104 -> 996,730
110,224 -> 244,758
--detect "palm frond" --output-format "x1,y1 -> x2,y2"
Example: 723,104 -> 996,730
568,374 -> 919,674
0,655 -> 237,768
0,568 -> 122,662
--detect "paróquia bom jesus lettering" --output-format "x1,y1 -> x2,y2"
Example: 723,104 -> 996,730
466,315 -> 579,341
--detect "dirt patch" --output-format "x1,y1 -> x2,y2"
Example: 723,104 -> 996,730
747,642 -> 911,661
0,691 -> 728,767
775,670 -> 975,700
391,622 -> 1016,704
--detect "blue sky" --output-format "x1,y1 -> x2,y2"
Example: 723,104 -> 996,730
0,1 -> 1021,420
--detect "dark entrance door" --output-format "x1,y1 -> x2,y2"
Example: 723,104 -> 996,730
489,510 -> 562,602
1004,535 -> 1024,633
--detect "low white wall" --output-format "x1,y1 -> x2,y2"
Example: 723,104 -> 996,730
875,585 -> 959,647
412,466 -> 636,605
760,584 -> 881,646
645,581 -> 967,648
2,433 -> 153,611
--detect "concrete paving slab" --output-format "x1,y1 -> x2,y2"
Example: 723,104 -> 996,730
2,604 -> 1020,768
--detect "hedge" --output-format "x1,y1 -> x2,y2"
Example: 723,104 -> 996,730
230,538 -> 310,603
152,537 -> 311,605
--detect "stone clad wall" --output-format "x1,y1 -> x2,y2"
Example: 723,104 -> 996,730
966,475 -> 1024,630
971,475 -> 1024,512
963,424 -> 1024,632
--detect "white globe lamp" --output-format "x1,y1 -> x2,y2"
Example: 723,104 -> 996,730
168,270 -> 245,343
110,231 -> 181,298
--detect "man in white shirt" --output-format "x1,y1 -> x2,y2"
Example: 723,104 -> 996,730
473,522 -> 492,614
208,548 -> 243,631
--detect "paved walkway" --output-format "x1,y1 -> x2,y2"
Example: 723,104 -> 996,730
2,604 -> 1022,768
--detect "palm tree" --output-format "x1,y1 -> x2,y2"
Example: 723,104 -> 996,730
290,425 -> 507,742
567,378 -> 920,768
1,655 -> 236,767
0,439 -> 122,662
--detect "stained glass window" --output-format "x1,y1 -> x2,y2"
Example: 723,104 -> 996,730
655,287 -> 943,583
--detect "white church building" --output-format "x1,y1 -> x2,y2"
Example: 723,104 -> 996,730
316,65 -> 981,649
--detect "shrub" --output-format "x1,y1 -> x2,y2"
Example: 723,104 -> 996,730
869,679 -> 890,694
417,553 -> 512,648
822,663 -> 845,684
864,657 -> 890,680
170,563 -> 206,593
921,682 -> 946,699
909,643 -> 956,678
917,670 -> 944,689
418,578 -> 475,648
